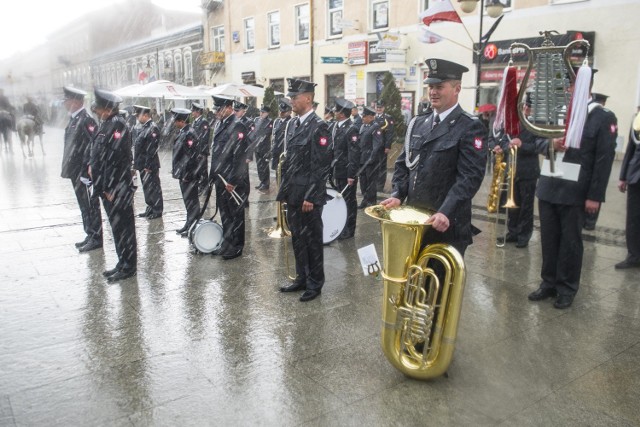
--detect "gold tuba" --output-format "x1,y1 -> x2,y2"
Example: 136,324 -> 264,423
486,150 -> 506,213
365,205 -> 466,379
267,152 -> 291,238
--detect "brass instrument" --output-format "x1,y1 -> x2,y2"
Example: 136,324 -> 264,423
486,150 -> 506,214
365,205 -> 466,380
502,146 -> 518,209
511,31 -> 590,173
267,152 -> 291,239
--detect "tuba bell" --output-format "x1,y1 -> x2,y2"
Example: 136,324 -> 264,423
365,205 -> 466,379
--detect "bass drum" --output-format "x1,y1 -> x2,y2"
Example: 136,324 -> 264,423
322,188 -> 348,244
190,219 -> 224,254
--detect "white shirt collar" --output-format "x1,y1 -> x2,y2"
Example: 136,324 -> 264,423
338,118 -> 350,126
434,103 -> 459,122
297,109 -> 314,124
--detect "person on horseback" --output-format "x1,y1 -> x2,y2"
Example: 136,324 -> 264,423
23,96 -> 44,135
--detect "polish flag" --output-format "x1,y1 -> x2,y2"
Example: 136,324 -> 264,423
138,68 -> 148,83
420,0 -> 462,26
419,27 -> 444,44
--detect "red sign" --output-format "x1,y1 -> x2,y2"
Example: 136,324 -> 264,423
480,68 -> 537,83
483,44 -> 498,60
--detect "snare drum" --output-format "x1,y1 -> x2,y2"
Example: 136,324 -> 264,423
190,219 -> 224,254
322,188 -> 348,244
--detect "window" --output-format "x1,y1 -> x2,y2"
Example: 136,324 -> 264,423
174,52 -> 183,82
325,74 -> 345,108
244,18 -> 255,51
211,25 -> 225,52
328,0 -> 343,38
371,0 -> 389,31
270,78 -> 285,96
295,3 -> 310,43
184,51 -> 193,82
268,11 -> 280,48
421,0 -> 430,11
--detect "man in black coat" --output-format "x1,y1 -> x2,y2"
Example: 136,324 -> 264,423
133,104 -> 163,219
191,102 -> 211,196
271,98 -> 292,171
209,95 -> 250,260
490,94 -> 547,248
381,58 -> 487,257
528,68 -> 617,309
614,108 -> 640,269
247,104 -> 273,191
358,106 -> 384,209
89,89 -> 137,282
375,100 -> 395,191
583,92 -> 610,231
351,106 -> 362,129
171,108 -> 201,237
60,86 -> 102,251
331,98 -> 361,239
277,78 -> 332,302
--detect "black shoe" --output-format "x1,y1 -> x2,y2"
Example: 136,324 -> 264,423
554,294 -> 574,309
516,240 -> 528,248
210,249 -> 222,256
180,230 -> 189,238
107,269 -> 136,282
505,234 -> 518,243
280,280 -> 306,292
300,289 -> 321,302
102,266 -> 120,278
146,212 -> 162,219
138,211 -> 150,218
528,287 -> 558,301
257,184 -> 269,191
75,237 -> 89,248
222,251 -> 242,260
614,259 -> 640,269
254,184 -> 262,189
583,223 -> 595,231
176,226 -> 188,234
78,240 -> 103,253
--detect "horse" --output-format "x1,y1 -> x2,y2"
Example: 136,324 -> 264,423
0,110 -> 13,152
17,115 -> 45,158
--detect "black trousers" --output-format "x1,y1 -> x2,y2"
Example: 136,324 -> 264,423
287,204 -> 324,291
539,200 -> 584,296
507,178 -> 537,244
626,183 -> 640,261
101,193 -> 137,271
198,156 -> 209,192
179,179 -> 200,229
215,182 -> 246,255
71,177 -> 102,242
255,150 -> 270,187
336,177 -> 357,237
139,169 -> 163,215
377,151 -> 387,190
359,163 -> 378,207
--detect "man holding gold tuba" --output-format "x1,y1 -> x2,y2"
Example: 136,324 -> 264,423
381,58 -> 487,256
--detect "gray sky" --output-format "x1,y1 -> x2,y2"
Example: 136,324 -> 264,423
0,0 -> 202,60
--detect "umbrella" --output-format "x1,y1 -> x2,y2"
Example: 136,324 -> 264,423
478,103 -> 497,113
136,80 -> 207,99
209,83 -> 277,98
113,83 -> 144,97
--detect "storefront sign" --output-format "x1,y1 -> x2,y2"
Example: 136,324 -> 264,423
347,41 -> 368,66
368,40 -> 406,64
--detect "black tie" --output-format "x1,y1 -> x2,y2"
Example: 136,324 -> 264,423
294,117 -> 301,129
433,114 -> 440,129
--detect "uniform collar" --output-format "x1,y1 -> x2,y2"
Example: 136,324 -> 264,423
433,103 -> 459,123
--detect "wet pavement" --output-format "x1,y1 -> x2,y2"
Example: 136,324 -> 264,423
1,126 -> 639,426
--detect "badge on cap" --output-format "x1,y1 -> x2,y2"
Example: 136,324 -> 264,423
430,59 -> 437,70
319,137 -> 328,146
474,137 -> 483,150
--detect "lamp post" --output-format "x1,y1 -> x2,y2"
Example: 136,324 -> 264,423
457,0 -> 504,110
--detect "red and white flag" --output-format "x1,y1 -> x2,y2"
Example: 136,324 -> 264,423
420,0 -> 462,26
138,68 -> 148,83
418,27 -> 444,44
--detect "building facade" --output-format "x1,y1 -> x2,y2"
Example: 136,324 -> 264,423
202,0 -> 640,140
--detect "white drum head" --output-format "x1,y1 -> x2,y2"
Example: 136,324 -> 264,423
322,188 -> 348,244
192,220 -> 224,253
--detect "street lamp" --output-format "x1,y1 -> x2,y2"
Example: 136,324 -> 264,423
457,0 -> 505,109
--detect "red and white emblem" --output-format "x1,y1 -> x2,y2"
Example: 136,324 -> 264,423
610,124 -> 617,134
351,135 -> 358,142
238,132 -> 244,139
319,137 -> 328,146
474,137 -> 483,150
113,131 -> 121,139
152,133 -> 157,138
88,125 -> 94,132
187,139 -> 193,147
376,130 -> 382,135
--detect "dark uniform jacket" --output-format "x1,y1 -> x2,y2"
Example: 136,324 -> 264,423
537,103 -> 617,206
271,115 -> 291,169
89,114 -> 134,200
351,114 -> 362,129
620,124 -> 640,185
493,126 -> 547,181
61,108 -> 96,179
359,121 -> 384,166
391,106 -> 487,245
276,113 -> 332,207
133,120 -> 161,171
171,124 -> 200,181
192,116 -> 211,157
376,113 -> 395,149
210,115 -> 249,189
332,119 -> 361,180
247,116 -> 273,157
